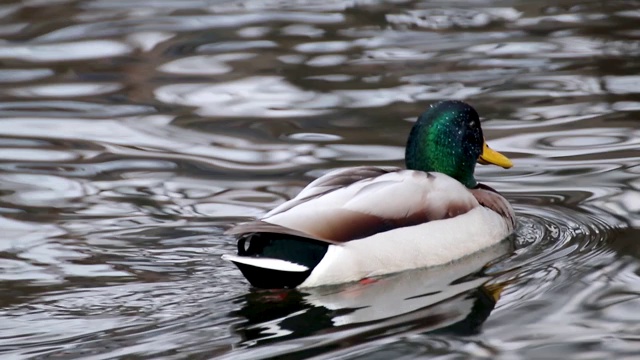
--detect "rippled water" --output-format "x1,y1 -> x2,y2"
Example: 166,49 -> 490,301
1,0 -> 640,358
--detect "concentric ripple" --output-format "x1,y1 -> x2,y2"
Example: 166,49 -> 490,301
485,197 -> 624,306
496,197 -> 623,271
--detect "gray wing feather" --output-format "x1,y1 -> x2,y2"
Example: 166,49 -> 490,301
266,166 -> 400,217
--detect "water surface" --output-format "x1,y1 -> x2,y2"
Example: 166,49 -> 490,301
1,0 -> 640,359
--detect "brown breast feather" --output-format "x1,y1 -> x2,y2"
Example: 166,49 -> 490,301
470,183 -> 516,229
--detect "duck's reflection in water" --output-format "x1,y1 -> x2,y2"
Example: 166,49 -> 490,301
230,239 -> 513,356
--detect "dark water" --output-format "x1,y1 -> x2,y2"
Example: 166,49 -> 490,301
1,0 -> 639,358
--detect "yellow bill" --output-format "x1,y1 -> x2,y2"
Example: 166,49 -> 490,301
478,141 -> 512,169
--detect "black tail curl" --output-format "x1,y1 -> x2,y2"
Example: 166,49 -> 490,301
232,233 -> 329,288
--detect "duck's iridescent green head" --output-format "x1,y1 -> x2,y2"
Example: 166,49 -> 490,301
405,100 -> 512,188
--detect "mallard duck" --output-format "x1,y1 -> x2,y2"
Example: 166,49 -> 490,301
223,100 -> 515,288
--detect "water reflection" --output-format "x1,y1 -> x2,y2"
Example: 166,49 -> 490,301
231,242 -> 510,358
1,0 -> 640,358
